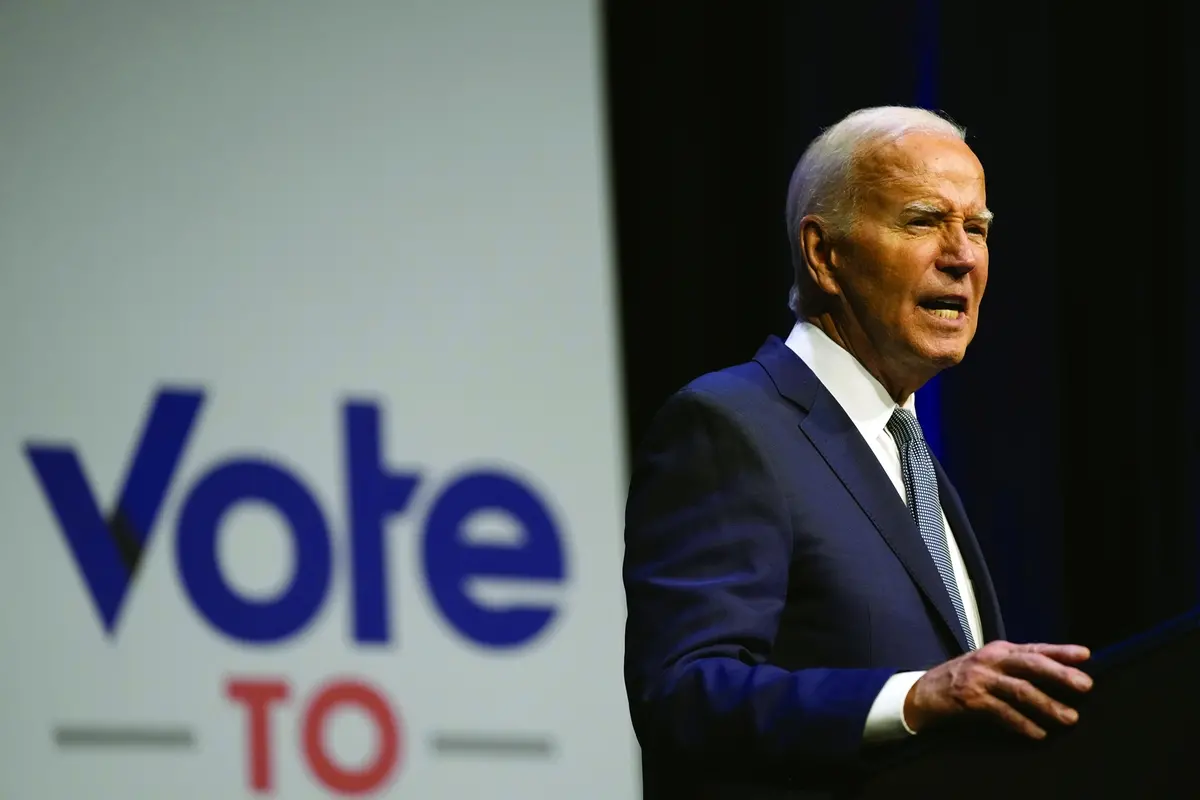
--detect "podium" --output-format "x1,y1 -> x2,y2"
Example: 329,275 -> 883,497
853,607 -> 1200,798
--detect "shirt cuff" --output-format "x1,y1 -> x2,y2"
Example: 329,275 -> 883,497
862,670 -> 925,744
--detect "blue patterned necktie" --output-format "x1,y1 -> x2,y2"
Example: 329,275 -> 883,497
886,408 -> 977,651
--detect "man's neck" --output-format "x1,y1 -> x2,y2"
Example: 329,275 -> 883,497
805,313 -> 928,405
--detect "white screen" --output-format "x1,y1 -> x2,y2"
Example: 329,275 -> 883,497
0,2 -> 635,797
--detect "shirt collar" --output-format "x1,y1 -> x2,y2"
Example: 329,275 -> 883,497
783,321 -> 917,444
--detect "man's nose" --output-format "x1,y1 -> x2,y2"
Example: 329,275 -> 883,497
937,225 -> 978,277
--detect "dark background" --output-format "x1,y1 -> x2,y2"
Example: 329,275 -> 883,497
604,1 -> 1198,650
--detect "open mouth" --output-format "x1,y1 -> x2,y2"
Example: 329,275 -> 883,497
918,296 -> 967,321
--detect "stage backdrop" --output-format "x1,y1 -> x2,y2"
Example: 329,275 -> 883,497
0,2 -> 634,797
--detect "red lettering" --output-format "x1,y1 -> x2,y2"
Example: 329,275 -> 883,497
226,677 -> 291,793
302,679 -> 402,795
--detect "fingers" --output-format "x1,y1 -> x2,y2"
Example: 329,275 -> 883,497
973,691 -> 1049,740
1017,642 -> 1091,663
991,674 -> 1079,728
1000,651 -> 1094,693
980,641 -> 1090,663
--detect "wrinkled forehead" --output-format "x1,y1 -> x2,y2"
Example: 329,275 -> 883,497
853,132 -> 987,209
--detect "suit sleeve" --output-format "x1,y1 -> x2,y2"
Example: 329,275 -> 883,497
623,387 -> 897,771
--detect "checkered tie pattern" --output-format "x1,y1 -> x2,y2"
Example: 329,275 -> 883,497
886,408 -> 977,651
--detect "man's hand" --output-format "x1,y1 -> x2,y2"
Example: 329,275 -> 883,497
904,642 -> 1093,739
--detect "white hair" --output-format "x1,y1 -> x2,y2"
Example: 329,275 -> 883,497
784,106 -> 966,317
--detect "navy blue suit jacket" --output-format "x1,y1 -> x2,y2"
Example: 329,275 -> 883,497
622,337 -> 1005,798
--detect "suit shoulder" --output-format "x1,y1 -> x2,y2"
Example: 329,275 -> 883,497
637,360 -> 790,451
675,359 -> 782,417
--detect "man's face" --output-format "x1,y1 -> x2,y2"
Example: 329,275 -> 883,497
830,132 -> 990,382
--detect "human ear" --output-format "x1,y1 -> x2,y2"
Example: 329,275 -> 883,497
799,216 -> 843,299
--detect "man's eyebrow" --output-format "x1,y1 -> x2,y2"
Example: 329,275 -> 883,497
900,201 -> 946,217
901,201 -> 995,224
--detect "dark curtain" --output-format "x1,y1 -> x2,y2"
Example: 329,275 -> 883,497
604,1 -> 1198,651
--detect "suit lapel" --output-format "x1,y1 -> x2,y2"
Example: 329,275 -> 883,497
933,456 -> 1006,642
754,336 -> 970,655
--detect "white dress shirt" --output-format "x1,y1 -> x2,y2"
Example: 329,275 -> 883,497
784,321 -> 983,743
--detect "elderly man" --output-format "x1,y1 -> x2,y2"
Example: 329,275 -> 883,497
622,107 -> 1093,798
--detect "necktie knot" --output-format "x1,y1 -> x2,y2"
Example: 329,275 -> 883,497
886,407 -> 924,446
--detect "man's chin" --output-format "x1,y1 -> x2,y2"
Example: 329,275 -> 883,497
907,312 -> 976,362
930,350 -> 966,370
911,333 -> 971,370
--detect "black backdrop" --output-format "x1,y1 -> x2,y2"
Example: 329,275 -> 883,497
604,1 -> 1199,650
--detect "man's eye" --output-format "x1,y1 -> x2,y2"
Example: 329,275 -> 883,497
908,218 -> 934,228
967,225 -> 988,237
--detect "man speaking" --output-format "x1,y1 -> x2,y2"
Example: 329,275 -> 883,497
621,107 -> 1093,798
